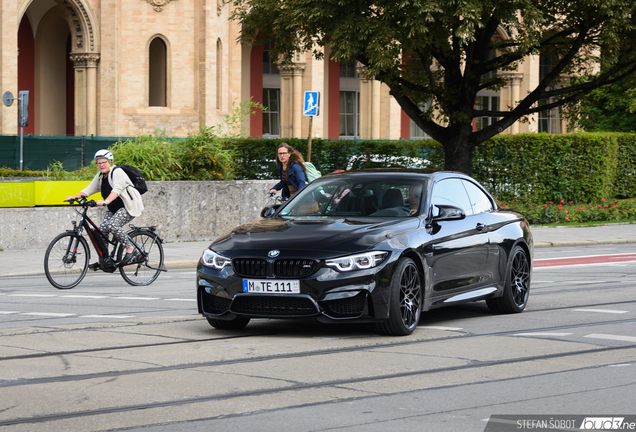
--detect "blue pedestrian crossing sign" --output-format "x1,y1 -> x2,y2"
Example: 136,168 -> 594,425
303,91 -> 320,116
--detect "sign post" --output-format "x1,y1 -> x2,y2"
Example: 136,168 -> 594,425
303,91 -> 320,162
3,90 -> 29,171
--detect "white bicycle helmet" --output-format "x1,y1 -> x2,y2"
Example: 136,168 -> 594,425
94,149 -> 114,162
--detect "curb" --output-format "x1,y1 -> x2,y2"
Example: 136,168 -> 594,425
534,238 -> 636,248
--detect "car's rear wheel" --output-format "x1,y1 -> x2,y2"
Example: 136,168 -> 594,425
206,316 -> 251,330
487,245 -> 530,314
377,257 -> 422,336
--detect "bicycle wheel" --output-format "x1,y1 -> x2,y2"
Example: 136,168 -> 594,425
118,230 -> 164,286
44,233 -> 90,289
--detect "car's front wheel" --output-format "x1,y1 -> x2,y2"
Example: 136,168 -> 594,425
487,245 -> 530,314
206,316 -> 251,330
377,257 -> 422,336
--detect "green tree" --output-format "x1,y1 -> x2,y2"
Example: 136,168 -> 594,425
567,76 -> 636,132
231,0 -> 636,174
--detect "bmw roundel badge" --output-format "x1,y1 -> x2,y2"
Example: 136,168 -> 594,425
268,250 -> 280,258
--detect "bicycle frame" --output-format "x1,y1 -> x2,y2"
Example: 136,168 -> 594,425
68,199 -> 163,272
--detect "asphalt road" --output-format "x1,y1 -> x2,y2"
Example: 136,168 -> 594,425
1,244 -> 635,432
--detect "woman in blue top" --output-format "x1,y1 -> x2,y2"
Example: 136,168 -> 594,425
269,143 -> 309,199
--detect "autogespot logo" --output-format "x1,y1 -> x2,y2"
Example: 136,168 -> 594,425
268,250 -> 280,258
580,417 -> 626,430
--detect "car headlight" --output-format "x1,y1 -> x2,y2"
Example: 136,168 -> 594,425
326,251 -> 388,272
201,249 -> 231,270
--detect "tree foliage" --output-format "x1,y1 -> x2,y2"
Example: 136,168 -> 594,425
231,0 -> 636,174
566,75 -> 636,132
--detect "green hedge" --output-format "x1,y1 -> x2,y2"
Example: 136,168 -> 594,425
231,138 -> 444,180
472,133 -> 623,203
4,132 -> 636,205
233,133 -> 636,204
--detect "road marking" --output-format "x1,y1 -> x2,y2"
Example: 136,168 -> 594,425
514,332 -> 573,337
22,312 -> 76,317
114,297 -> 160,300
421,326 -> 463,331
0,311 -> 20,315
572,308 -> 629,314
62,295 -> 108,299
7,294 -> 57,297
80,315 -> 135,319
535,253 -> 636,268
164,298 -> 196,302
585,334 -> 636,343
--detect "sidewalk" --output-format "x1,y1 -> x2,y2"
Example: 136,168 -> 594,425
1,224 -> 636,278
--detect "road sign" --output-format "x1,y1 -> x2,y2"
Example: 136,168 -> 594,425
19,91 -> 29,127
303,91 -> 320,116
3,91 -> 14,107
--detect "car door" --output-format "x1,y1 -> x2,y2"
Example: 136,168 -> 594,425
426,178 -> 490,296
461,179 -> 499,285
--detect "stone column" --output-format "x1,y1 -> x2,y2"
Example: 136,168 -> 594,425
279,61 -> 306,138
499,72 -> 523,134
70,53 -> 100,136
357,65 -> 371,139
371,79 -> 381,139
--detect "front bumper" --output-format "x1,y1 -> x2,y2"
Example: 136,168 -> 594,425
196,259 -> 396,323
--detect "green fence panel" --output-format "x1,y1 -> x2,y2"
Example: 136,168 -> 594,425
0,135 -> 129,171
0,136 -> 19,169
23,136 -> 84,171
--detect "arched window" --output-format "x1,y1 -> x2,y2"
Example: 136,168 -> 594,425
216,39 -> 222,110
149,37 -> 167,107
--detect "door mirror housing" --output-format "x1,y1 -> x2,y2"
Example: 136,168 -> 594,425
431,204 -> 466,222
261,205 -> 281,218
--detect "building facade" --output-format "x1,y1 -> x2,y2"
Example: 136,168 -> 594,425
1,0 -> 564,140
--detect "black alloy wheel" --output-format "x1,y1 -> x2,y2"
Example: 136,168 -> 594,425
377,257 -> 422,336
487,245 -> 530,314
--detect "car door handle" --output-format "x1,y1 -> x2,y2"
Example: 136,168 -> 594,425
476,223 -> 487,232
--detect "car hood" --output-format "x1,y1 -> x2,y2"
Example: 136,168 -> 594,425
208,217 -> 421,258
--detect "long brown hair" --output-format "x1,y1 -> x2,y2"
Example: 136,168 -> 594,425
277,142 -> 306,172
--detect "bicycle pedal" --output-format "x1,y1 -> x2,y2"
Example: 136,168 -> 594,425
88,262 -> 101,271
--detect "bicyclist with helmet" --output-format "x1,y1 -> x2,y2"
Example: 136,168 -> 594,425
66,150 -> 144,266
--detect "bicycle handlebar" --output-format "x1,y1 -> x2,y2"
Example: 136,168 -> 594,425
66,197 -> 96,207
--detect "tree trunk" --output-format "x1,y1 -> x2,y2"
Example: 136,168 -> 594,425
442,128 -> 474,175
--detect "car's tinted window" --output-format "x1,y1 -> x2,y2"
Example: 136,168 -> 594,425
462,180 -> 494,214
431,178 -> 473,215
280,176 -> 426,217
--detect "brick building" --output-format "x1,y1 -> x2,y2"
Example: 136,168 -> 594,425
1,0 -> 564,140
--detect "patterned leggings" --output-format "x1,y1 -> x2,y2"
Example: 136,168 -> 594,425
100,208 -> 135,249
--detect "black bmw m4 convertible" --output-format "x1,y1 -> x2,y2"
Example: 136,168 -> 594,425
197,169 -> 533,336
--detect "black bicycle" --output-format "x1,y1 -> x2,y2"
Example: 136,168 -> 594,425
44,198 -> 166,289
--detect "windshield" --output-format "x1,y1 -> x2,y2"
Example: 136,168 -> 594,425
279,175 -> 427,218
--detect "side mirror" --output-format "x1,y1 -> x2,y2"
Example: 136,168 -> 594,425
431,204 -> 466,222
261,205 -> 281,218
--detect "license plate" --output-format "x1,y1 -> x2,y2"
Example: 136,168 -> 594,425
243,279 -> 300,294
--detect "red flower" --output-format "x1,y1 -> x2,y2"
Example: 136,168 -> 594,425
560,199 -> 564,203
550,201 -> 554,204
602,198 -> 605,202
543,204 -> 548,207
570,201 -> 574,204
502,204 -> 506,208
